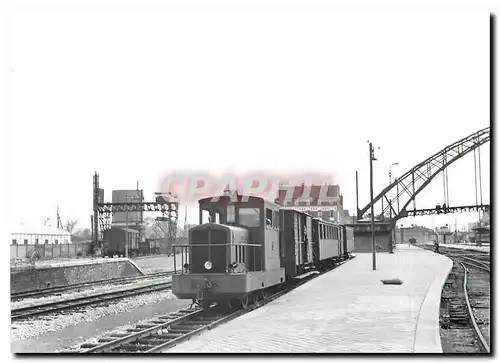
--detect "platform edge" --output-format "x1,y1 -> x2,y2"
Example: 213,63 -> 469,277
413,253 -> 453,353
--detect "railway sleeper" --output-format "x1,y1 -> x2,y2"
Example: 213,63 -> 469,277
109,333 -> 130,338
97,337 -> 118,343
136,324 -> 159,329
126,328 -> 145,332
80,343 -> 99,349
191,316 -> 220,321
116,343 -> 156,352
137,337 -> 172,344
151,333 -> 184,339
169,326 -> 200,333
175,324 -> 206,330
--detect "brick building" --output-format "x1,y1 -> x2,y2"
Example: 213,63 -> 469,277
276,184 -> 345,222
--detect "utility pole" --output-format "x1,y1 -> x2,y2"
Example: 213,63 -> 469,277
125,195 -> 129,258
368,141 -> 378,270
355,171 -> 359,221
389,162 -> 399,252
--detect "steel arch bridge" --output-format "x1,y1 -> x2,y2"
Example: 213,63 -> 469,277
357,126 -> 490,224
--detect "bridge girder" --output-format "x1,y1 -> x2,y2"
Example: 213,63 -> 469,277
397,204 -> 490,219
358,126 -> 490,221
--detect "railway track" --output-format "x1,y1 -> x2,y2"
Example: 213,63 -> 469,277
435,247 -> 490,353
11,271 -> 173,302
76,258 -> 354,353
11,281 -> 172,321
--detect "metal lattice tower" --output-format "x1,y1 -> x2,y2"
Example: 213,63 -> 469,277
92,173 -> 179,253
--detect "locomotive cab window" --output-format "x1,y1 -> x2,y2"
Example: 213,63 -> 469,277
201,210 -> 210,224
227,205 -> 236,223
266,208 -> 273,229
239,208 -> 261,228
273,210 -> 279,230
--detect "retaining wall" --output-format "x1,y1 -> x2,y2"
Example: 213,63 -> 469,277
353,234 -> 392,252
10,258 -> 144,294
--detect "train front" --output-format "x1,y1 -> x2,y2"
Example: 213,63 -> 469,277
171,222 -> 256,307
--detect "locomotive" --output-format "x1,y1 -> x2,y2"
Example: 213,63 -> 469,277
171,192 -> 354,309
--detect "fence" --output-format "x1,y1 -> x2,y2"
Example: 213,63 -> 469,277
10,242 -> 93,261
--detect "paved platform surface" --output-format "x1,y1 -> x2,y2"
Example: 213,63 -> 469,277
424,242 -> 490,253
165,245 -> 452,353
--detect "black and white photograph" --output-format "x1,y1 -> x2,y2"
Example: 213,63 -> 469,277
5,0 -> 493,355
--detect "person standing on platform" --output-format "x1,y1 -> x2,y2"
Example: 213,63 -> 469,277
434,240 -> 440,253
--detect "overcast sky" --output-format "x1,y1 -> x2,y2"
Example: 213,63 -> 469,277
6,5 -> 490,232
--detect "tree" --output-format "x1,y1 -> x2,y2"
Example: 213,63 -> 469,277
64,219 -> 78,234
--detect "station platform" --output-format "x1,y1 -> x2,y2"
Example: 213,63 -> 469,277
165,245 -> 453,353
424,242 -> 490,253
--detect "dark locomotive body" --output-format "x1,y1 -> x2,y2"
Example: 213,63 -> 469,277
172,193 -> 354,307
172,194 -> 284,307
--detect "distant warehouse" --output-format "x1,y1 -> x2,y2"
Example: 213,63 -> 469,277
10,225 -> 71,245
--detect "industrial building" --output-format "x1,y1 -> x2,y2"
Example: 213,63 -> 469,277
111,189 -> 144,237
10,225 -> 71,245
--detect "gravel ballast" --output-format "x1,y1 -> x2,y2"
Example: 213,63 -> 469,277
11,290 -> 178,342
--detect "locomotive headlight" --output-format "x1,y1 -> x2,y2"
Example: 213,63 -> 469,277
204,261 -> 212,270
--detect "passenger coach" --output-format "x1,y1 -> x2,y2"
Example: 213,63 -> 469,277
171,192 -> 355,309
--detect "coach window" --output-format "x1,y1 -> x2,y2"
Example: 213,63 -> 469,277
227,205 -> 236,223
12,239 -> 16,245
239,208 -> 261,228
266,208 -> 273,229
274,210 -> 279,230
24,239 -> 28,245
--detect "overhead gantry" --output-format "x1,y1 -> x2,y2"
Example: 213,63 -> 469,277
357,126 -> 490,225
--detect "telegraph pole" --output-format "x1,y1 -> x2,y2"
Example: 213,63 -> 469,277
369,141 -> 377,270
389,162 -> 398,253
355,171 -> 360,220
125,195 -> 129,258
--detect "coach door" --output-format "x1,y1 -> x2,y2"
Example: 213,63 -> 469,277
301,215 -> 308,264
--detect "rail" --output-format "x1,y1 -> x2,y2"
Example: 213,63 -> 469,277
461,262 -> 490,353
